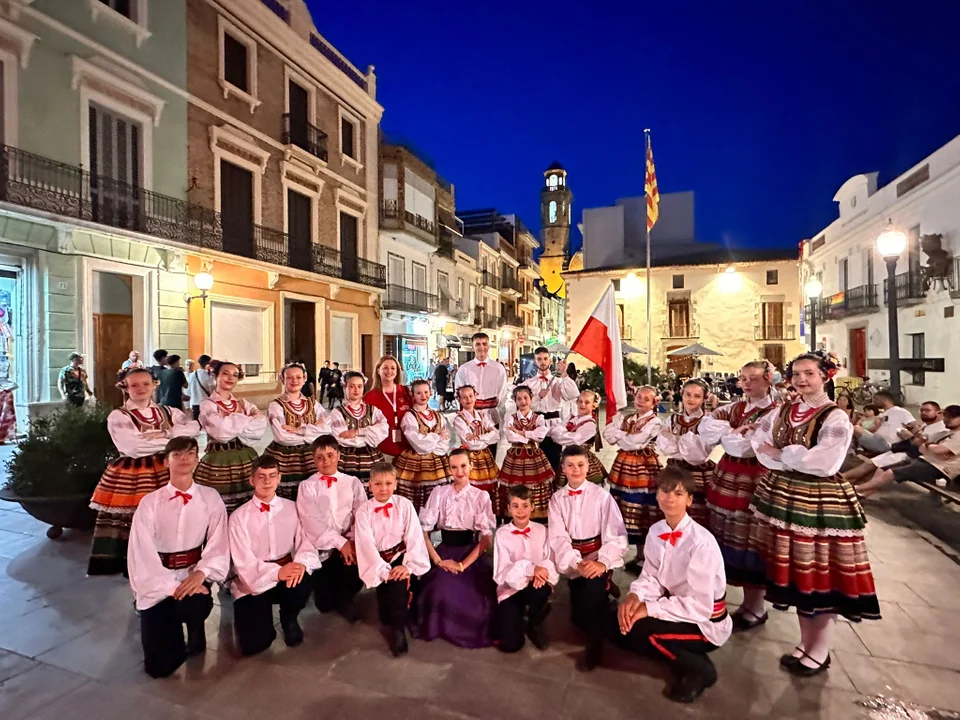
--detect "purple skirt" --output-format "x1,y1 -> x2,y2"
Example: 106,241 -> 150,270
412,539 -> 496,649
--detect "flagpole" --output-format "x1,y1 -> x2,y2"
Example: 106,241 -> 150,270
644,128 -> 653,387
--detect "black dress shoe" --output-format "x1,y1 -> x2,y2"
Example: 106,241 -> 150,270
526,625 -> 550,651
787,653 -> 831,677
666,674 -> 712,703
780,647 -> 804,669
577,642 -> 603,672
390,630 -> 409,657
185,625 -> 206,656
338,601 -> 360,624
732,609 -> 769,631
281,619 -> 304,647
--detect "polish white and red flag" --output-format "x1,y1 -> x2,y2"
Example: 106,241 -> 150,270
570,283 -> 627,422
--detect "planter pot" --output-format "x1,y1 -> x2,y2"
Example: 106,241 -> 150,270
0,489 -> 96,539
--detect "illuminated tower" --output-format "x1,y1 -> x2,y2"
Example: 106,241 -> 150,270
539,161 -> 571,298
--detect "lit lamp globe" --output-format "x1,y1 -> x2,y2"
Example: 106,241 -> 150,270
194,272 -> 214,292
876,221 -> 907,259
804,278 -> 823,300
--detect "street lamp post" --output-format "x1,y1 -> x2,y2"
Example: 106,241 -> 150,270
804,278 -> 823,353
877,220 -> 908,400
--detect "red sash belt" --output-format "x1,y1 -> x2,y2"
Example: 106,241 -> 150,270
475,398 -> 497,410
272,554 -> 293,567
159,545 -> 202,570
380,541 -> 406,564
711,596 -> 728,622
572,535 -> 602,555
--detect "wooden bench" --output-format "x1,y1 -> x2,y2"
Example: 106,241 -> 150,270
910,479 -> 960,506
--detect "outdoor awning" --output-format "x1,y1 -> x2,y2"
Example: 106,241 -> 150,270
443,334 -> 462,348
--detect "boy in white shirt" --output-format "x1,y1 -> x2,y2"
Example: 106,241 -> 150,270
297,435 -> 368,622
228,456 -> 321,656
614,465 -> 732,703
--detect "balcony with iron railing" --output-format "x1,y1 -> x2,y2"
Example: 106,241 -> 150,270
380,199 -> 437,244
477,309 -> 502,329
883,270 -> 926,305
501,272 -> 521,296
661,323 -> 700,339
383,284 -> 438,313
518,254 -> 540,275
819,285 -> 879,321
281,114 -> 328,162
0,145 -> 385,288
481,270 -> 501,290
501,310 -> 523,328
755,325 -> 797,341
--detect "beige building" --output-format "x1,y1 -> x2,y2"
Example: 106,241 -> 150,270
564,250 -> 804,375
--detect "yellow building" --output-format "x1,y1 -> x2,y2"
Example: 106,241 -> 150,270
539,162 -> 572,298
564,250 -> 804,375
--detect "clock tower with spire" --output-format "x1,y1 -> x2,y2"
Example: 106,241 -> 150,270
539,161 -> 571,298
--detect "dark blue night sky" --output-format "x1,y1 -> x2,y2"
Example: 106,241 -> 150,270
307,0 -> 960,255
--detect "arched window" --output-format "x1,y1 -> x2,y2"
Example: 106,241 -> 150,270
549,200 -> 557,223
548,174 -> 558,188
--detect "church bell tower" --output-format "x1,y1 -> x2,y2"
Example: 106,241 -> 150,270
539,161 -> 571,298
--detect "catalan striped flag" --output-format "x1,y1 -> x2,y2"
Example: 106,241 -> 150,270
645,135 -> 659,230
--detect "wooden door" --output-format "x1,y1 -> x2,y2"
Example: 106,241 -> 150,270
340,212 -> 359,282
761,344 -> 786,370
762,302 -> 784,339
849,327 -> 867,378
94,313 -> 132,408
288,80 -> 309,149
290,302 -> 316,371
221,160 -> 254,258
287,189 -> 312,272
665,346 -> 695,376
362,334 -> 374,382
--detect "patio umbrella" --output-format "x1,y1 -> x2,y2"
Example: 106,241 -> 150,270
546,342 -> 572,354
667,343 -> 722,357
621,342 -> 647,355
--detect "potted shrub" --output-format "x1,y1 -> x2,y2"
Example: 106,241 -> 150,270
0,404 -> 117,538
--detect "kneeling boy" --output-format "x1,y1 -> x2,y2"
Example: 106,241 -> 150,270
614,465 -> 732,703
128,437 -> 230,678
229,456 -> 321,656
492,485 -> 558,652
354,462 -> 430,656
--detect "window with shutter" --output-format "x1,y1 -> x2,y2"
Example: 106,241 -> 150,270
224,33 -> 249,92
341,116 -> 355,159
88,103 -> 143,230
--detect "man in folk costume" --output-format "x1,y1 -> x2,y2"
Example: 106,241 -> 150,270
329,371 -> 389,488
455,333 -> 507,454
520,346 -> 580,472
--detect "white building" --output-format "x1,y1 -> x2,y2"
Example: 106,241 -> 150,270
800,133 -> 960,405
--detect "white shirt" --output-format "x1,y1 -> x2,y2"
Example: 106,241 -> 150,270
296,471 -> 367,561
630,514 -> 732,648
354,495 -> 431,588
453,409 -> 500,451
602,411 -> 661,451
199,393 -> 268,445
752,401 -> 853,477
455,357 -> 507,406
186,368 -> 215,406
871,419 -> 949,468
329,402 -> 390,449
874,406 -> 917,445
657,411 -> 711,465
127,482 -> 230,610
549,414 -> 597,447
268,398 -> 331,447
401,408 -> 449,455
228,495 -> 321,599
504,410 -> 548,444
547,481 -> 628,578
108,401 -> 200,458
519,373 -> 579,419
699,396 -> 777,458
419,483 -> 496,534
492,521 -> 559,602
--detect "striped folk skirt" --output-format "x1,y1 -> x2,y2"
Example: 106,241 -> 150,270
665,458 -> 714,528
608,448 -> 662,544
747,469 -> 881,621
338,445 -> 384,483
394,451 -> 451,512
263,441 -> 315,501
555,449 -> 608,489
88,453 -> 169,576
498,444 -> 554,520
467,447 -> 501,516
705,454 -> 769,588
195,439 -> 259,513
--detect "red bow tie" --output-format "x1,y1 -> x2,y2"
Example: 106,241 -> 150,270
320,475 -> 337,488
171,491 -> 192,505
658,530 -> 683,546
477,362 -> 486,368
568,489 -> 583,496
375,503 -> 393,518
511,527 -> 530,537
540,373 -> 550,380
259,503 -> 271,513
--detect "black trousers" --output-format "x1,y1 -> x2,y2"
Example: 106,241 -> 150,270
496,584 -> 551,653
314,553 -> 363,612
539,436 -> 563,472
616,616 -> 719,683
192,405 -> 201,421
233,575 -> 313,656
569,575 -> 609,645
376,578 -> 411,631
140,593 -> 212,678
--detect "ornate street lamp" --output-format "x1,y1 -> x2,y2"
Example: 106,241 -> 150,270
877,220 -> 908,398
804,277 -> 823,352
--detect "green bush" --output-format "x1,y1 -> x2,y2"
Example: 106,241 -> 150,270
3,404 -> 118,498
581,358 -> 667,399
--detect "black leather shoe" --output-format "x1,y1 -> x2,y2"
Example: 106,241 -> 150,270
666,675 -> 710,703
787,653 -> 831,677
577,642 -> 603,672
338,601 -> 360,624
732,609 -> 769,631
281,618 -> 304,648
185,625 -> 206,656
780,647 -> 804,669
526,625 -> 550,651
390,630 -> 409,657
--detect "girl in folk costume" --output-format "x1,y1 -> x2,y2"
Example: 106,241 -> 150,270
394,379 -> 452,512
748,352 -> 880,677
498,386 -> 554,520
699,360 -> 779,631
195,361 -> 268,513
551,390 -> 608,488
656,378 -> 714,527
452,385 -> 501,514
263,362 -> 331,501
602,385 -> 662,552
364,355 -> 413,462
330,371 -> 389,486
88,368 -> 200,576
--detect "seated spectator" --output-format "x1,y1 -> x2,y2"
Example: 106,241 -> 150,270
857,405 -> 880,432
856,405 -> 960,496
852,391 -> 914,455
835,394 -> 855,421
844,401 -> 946,483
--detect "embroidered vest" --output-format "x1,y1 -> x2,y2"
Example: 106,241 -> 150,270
274,396 -> 317,428
413,409 -> 442,435
728,399 -> 778,429
336,403 -> 375,430
771,402 -> 840,450
118,404 -> 174,433
621,413 -> 657,449
670,412 -> 704,437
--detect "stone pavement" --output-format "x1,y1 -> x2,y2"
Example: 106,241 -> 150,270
3,437 -> 960,718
